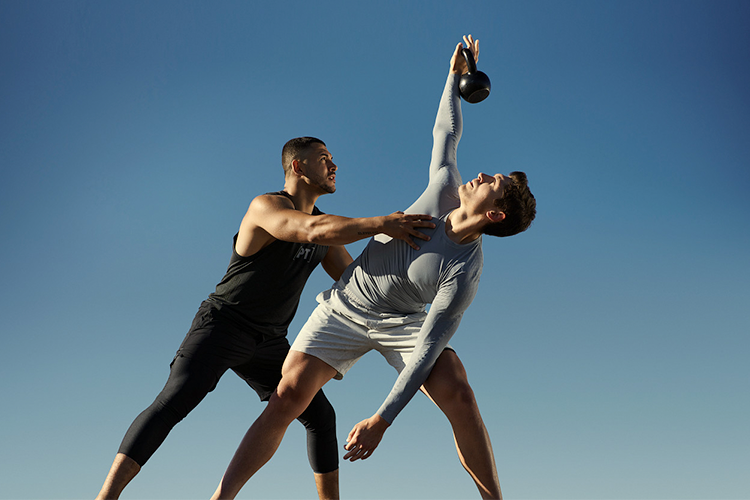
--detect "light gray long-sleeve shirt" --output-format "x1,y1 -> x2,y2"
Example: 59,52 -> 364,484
333,72 -> 483,424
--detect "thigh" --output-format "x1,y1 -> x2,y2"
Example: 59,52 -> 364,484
177,304 -> 260,370
263,350 -> 338,421
421,349 -> 472,409
156,352 -> 226,414
422,349 -> 466,389
370,320 -> 425,373
280,350 -> 339,394
232,335 -> 290,401
290,302 -> 372,380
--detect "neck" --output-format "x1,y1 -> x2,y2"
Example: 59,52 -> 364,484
445,208 -> 483,244
282,180 -> 321,214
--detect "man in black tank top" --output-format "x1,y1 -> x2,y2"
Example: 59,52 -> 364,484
96,137 -> 435,500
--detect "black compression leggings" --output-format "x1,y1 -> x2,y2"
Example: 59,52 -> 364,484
117,354 -> 338,474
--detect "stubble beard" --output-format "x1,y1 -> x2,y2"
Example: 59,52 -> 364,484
313,173 -> 336,194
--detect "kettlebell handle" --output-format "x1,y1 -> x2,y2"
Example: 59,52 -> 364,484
458,47 -> 491,104
461,48 -> 477,74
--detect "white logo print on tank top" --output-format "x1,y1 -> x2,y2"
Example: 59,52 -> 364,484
294,246 -> 315,262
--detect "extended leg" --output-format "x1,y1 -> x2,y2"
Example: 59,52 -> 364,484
96,355 -> 221,499
211,351 -> 338,500
422,350 -> 502,500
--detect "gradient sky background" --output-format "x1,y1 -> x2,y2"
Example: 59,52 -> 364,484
1,1 -> 748,499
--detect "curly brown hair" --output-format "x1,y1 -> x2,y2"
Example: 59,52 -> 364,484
482,171 -> 536,237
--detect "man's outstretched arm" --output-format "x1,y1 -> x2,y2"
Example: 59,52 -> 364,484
342,273 -> 479,462
236,194 -> 435,257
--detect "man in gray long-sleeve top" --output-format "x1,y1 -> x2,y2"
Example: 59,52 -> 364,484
212,35 -> 536,500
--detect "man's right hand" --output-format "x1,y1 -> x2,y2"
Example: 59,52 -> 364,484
450,34 -> 480,75
380,211 -> 435,250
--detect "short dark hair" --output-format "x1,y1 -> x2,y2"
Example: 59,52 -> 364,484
482,171 -> 536,237
281,137 -> 326,176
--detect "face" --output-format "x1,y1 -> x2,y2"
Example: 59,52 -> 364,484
460,172 -> 513,212
299,143 -> 337,194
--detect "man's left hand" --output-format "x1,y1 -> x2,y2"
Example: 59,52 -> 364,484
343,414 -> 390,462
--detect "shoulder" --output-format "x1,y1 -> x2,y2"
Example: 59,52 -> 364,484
443,241 -> 483,281
249,191 -> 296,214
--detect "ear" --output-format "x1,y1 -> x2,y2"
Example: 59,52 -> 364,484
486,210 -> 506,223
291,159 -> 304,177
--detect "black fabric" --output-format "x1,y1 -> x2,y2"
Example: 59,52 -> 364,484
206,191 -> 329,339
117,193 -> 338,473
118,344 -> 339,473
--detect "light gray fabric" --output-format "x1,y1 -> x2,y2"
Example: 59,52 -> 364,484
307,73 -> 484,423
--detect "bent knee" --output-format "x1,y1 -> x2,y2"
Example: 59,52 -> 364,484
268,384 -> 318,421
425,355 -> 478,409
298,391 -> 336,432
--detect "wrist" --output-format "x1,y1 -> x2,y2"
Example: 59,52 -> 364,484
372,413 -> 391,428
376,215 -> 388,232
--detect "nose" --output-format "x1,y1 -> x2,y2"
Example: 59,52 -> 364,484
328,159 -> 337,171
477,172 -> 492,183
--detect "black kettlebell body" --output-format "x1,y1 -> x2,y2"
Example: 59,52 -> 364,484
459,48 -> 491,104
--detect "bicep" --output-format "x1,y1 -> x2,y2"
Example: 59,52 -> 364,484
235,195 -> 317,257
248,195 -> 320,243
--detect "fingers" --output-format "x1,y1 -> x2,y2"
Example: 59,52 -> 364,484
404,238 -> 420,251
462,34 -> 479,63
402,214 -> 435,228
386,212 -> 435,249
406,216 -> 435,230
343,441 -> 374,462
406,215 -> 435,244
343,437 -> 364,461
403,217 -> 435,250
406,213 -> 433,221
343,444 -> 373,462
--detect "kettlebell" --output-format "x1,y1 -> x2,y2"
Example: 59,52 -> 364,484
459,48 -> 491,103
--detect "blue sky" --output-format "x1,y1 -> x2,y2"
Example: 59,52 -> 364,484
1,1 -> 748,499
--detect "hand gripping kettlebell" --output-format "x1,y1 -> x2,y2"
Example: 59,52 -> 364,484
459,48 -> 491,103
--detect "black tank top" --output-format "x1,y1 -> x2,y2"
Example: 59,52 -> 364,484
205,191 -> 329,338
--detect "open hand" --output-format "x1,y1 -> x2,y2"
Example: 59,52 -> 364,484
343,414 -> 390,462
381,211 -> 435,250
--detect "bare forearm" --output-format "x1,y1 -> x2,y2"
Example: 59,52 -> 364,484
301,214 -> 390,245
298,211 -> 433,250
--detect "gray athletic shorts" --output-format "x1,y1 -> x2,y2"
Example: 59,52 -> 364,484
291,288 -> 449,379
